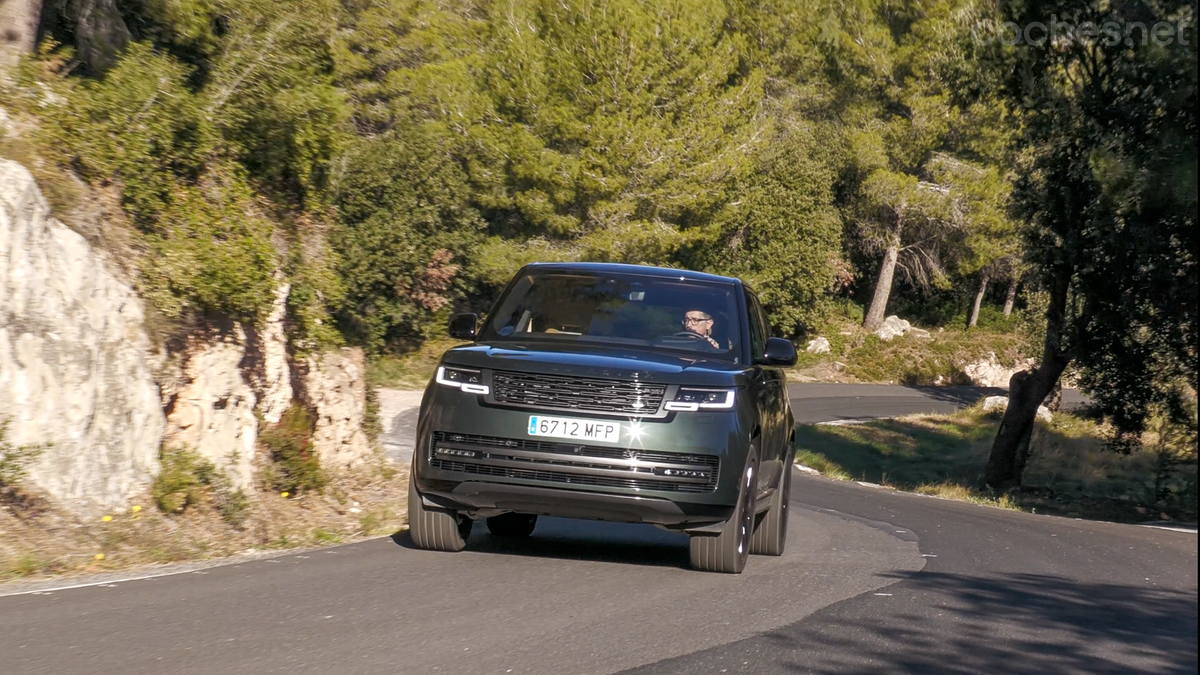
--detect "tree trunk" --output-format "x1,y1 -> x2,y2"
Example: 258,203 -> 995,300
0,0 -> 42,70
968,271 -> 989,328
38,0 -> 129,72
984,269 -> 1073,491
862,229 -> 901,332
1003,277 -> 1018,317
1045,380 -> 1063,412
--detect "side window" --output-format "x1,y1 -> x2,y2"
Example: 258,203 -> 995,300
745,290 -> 766,362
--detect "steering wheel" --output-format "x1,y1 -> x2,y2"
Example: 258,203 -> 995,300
672,331 -> 709,341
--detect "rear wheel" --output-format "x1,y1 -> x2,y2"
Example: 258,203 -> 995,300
486,513 -> 538,537
408,473 -> 471,552
689,452 -> 758,574
751,454 -> 792,556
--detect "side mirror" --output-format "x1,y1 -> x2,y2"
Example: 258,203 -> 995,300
448,313 -> 478,341
763,337 -> 797,367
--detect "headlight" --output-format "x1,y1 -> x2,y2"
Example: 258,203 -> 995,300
664,387 -> 736,411
436,366 -> 490,395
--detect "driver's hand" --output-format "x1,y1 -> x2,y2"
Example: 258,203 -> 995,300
705,336 -> 719,348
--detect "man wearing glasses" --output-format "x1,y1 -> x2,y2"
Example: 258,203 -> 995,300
682,310 -> 721,349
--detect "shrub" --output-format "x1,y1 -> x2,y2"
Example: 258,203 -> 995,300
152,446 -> 250,527
0,419 -> 44,492
332,129 -> 484,349
26,42 -> 278,324
259,405 -> 328,494
152,447 -> 214,514
699,130 -> 844,336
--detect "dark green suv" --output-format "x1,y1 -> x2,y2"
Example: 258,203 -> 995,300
408,263 -> 797,573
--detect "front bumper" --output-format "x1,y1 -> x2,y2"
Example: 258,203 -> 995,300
412,384 -> 753,527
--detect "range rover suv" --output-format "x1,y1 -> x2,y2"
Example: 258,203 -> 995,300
408,263 -> 797,573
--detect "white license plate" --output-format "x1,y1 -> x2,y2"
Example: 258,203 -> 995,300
527,415 -> 621,443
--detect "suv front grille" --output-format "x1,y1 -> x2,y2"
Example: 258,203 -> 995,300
491,371 -> 666,415
429,431 -> 719,493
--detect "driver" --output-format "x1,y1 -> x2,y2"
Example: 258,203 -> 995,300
682,310 -> 720,349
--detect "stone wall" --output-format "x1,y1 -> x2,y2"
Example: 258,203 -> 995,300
0,157 -> 375,513
0,158 -> 163,513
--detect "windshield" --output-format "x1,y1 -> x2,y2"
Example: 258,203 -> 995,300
480,270 -> 743,362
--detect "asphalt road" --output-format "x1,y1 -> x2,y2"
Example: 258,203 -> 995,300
786,382 -> 1088,425
1,385 -> 1192,675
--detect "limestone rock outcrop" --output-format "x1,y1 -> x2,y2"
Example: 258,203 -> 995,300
982,395 -> 1053,422
302,348 -> 373,472
0,159 -> 164,513
874,315 -> 912,341
964,352 -> 1037,389
805,337 -> 831,354
250,281 -> 292,425
161,327 -> 259,491
1,156 -> 377,513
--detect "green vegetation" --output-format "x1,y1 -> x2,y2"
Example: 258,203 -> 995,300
0,0 -> 1049,350
153,446 -> 249,528
367,337 -> 468,390
790,313 -> 1027,386
0,418 -> 43,493
796,406 -> 1198,523
258,405 -> 328,495
976,0 -> 1196,488
0,1 -> 1193,500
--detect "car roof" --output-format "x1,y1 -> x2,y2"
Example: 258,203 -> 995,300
524,262 -> 743,286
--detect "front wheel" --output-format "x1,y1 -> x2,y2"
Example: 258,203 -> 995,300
689,452 -> 758,574
751,454 -> 792,556
408,473 -> 471,552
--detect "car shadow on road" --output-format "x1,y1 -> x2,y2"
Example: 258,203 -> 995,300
391,516 -> 694,570
621,570 -> 1198,674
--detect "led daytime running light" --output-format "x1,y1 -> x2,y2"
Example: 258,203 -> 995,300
665,388 -> 736,411
436,366 -> 490,395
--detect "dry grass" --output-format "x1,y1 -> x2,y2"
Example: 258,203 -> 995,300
0,458 -> 410,582
794,405 -> 1198,523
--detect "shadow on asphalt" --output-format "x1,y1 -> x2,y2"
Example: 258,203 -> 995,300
774,571 -> 1197,674
904,385 -> 1007,406
391,516 -> 693,569
624,570 -> 1198,674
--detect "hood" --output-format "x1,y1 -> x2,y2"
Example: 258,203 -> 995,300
442,341 -> 749,387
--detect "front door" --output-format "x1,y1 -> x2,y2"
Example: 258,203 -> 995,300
744,290 -> 786,494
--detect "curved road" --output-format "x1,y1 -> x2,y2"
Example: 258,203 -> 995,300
1,385 -> 1193,675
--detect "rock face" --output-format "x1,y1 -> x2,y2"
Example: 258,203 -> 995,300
249,281 -> 292,425
0,159 -> 164,513
161,327 -> 259,491
0,157 -> 374,513
302,348 -> 373,472
805,337 -> 831,354
964,352 -> 1036,389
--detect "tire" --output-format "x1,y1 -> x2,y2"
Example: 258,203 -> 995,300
751,454 -> 792,556
408,472 -> 471,552
486,513 -> 538,537
689,451 -> 758,574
